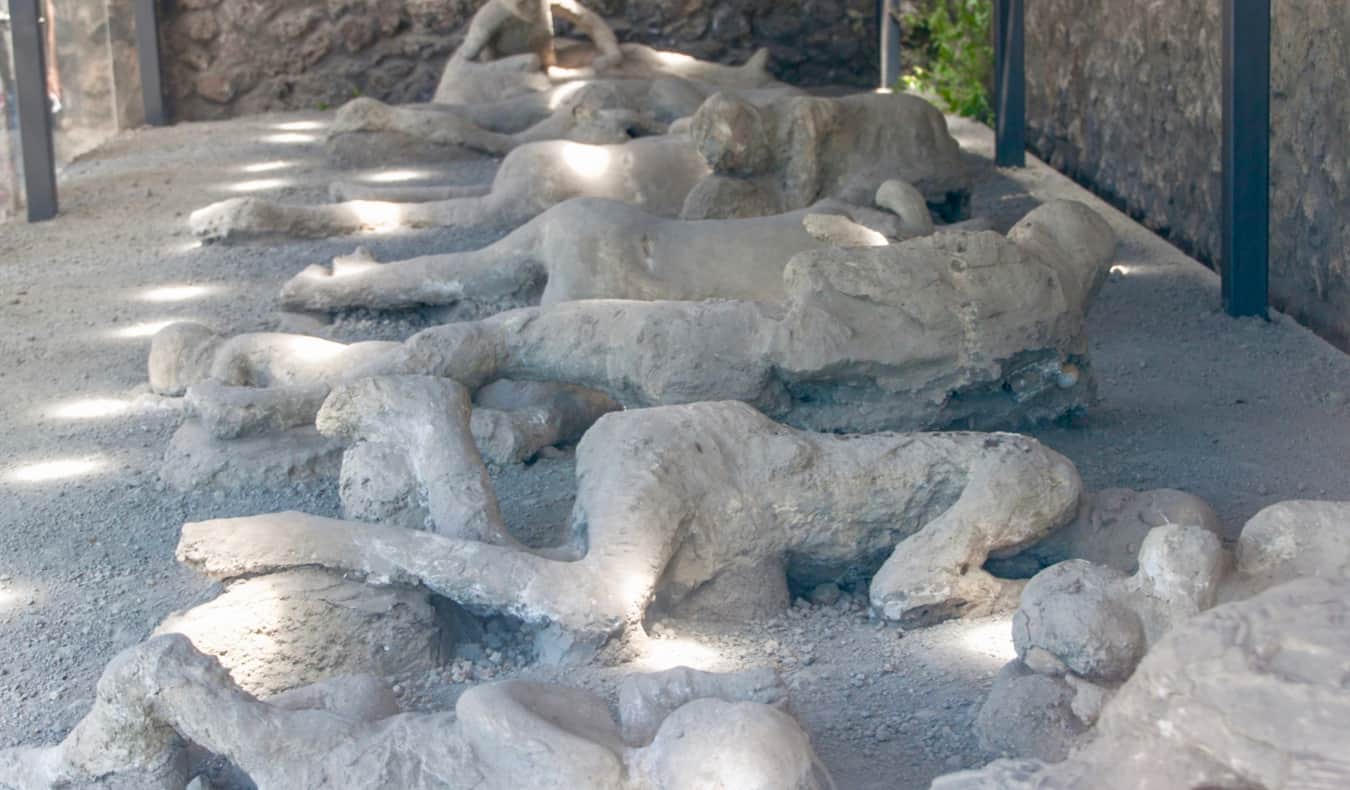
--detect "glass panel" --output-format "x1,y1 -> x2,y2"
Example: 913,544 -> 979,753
0,8 -> 23,221
47,0 -> 119,166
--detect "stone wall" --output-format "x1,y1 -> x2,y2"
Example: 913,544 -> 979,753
160,0 -> 879,121
1024,0 -> 1349,349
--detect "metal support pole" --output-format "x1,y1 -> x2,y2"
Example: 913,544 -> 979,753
9,0 -> 57,221
134,0 -> 167,126
994,0 -> 1025,167
879,0 -> 901,90
1221,0 -> 1270,318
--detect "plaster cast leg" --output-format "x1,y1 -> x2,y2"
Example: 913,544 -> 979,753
867,434 -> 1082,626
192,136 -> 708,242
178,512 -> 633,647
316,376 -> 515,545
189,191 -> 531,243
280,226 -> 547,313
0,635 -> 363,790
187,379 -> 331,439
328,97 -> 518,155
470,379 -> 619,465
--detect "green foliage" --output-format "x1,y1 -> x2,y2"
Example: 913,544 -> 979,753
899,0 -> 993,124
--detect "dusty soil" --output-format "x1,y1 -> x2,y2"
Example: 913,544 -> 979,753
0,110 -> 1346,790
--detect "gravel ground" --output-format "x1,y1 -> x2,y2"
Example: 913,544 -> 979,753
0,110 -> 1347,790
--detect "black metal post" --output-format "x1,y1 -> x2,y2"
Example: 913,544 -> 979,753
134,0 -> 167,126
994,0 -> 1025,167
879,0 -> 901,90
9,0 -> 57,221
1221,0 -> 1270,318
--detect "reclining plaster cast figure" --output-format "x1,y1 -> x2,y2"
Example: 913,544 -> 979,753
435,37 -> 776,107
451,0 -> 621,71
176,392 -> 1085,658
934,575 -> 1350,790
278,181 -> 934,314
190,134 -> 709,243
189,90 -> 969,242
680,91 -> 972,221
0,635 -> 834,790
326,62 -> 800,173
973,498 -> 1350,762
325,79 -> 801,178
156,331 -> 618,470
164,200 -> 1114,437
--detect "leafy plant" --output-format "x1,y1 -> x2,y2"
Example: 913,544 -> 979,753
898,0 -> 993,124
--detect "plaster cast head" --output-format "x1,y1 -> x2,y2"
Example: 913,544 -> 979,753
1007,199 -> 1117,314
148,322 -> 223,396
689,93 -> 775,176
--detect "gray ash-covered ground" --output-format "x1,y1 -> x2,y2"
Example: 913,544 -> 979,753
0,111 -> 1346,790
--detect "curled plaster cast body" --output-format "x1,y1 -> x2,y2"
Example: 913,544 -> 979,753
148,322 -> 618,470
682,92 -> 972,220
177,396 -> 1084,654
278,185 -> 931,314
974,498 -> 1350,761
0,635 -> 833,790
190,89 -> 967,243
164,200 -> 1116,436
936,575 -> 1350,790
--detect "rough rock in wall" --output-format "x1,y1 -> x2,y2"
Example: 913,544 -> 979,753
160,0 -> 879,121
1023,0 -> 1349,349
161,0 -> 462,120
1269,0 -> 1349,349
597,0 -> 879,86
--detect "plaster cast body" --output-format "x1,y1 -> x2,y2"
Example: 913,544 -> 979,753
278,185 -> 930,314
190,90 -> 967,242
937,575 -> 1350,790
682,92 -> 971,220
167,201 -> 1116,435
0,636 -> 832,790
973,498 -> 1350,761
177,395 -> 1084,653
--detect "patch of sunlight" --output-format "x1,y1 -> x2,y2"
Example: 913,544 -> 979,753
263,133 -> 319,145
140,284 -> 216,303
242,160 -> 297,174
561,143 -> 611,180
274,120 -> 325,131
957,618 -> 1016,662
546,80 -> 590,110
282,335 -> 348,362
0,583 -> 27,612
46,398 -> 130,420
348,201 -> 406,233
364,169 -> 435,184
225,177 -> 293,193
7,456 -> 107,483
108,319 -> 186,339
654,50 -> 695,66
636,636 -> 723,672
